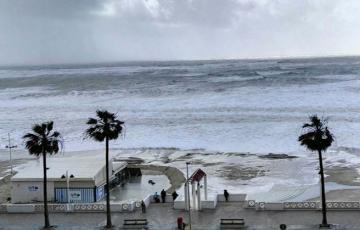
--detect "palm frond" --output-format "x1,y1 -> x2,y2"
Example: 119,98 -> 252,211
23,121 -> 62,156
24,140 -> 42,156
46,121 -> 53,135
298,131 -> 317,142
23,133 -> 40,141
50,131 -> 61,138
302,123 -> 314,128
86,118 -> 98,125
32,124 -> 45,136
86,110 -> 125,142
298,115 -> 334,153
310,115 -> 322,128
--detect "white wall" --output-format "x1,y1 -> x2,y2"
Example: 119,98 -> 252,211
262,202 -> 284,210
143,195 -> 151,207
11,181 -> 54,204
94,160 -> 113,186
201,199 -> 217,209
217,194 -> 247,202
54,181 -> 94,188
149,194 -> 175,203
7,204 -> 35,213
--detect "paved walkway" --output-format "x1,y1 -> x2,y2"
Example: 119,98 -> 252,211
0,202 -> 360,229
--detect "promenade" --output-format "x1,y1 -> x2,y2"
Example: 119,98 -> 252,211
0,202 -> 359,229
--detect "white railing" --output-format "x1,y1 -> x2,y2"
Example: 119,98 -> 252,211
244,200 -> 360,211
217,193 -> 247,202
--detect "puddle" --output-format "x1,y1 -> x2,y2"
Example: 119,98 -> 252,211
110,174 -> 171,201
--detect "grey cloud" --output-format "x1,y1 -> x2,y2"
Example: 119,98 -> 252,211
0,0 -> 360,65
0,0 -> 103,19
96,0 -> 257,28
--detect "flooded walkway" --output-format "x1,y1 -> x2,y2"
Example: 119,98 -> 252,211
110,174 -> 170,201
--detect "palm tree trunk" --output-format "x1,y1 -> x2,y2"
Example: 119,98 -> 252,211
318,149 -> 329,227
105,137 -> 112,228
42,149 -> 50,228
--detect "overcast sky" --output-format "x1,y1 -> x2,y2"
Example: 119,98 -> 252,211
1,0 -> 360,65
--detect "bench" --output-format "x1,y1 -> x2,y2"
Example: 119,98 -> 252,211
220,219 -> 245,229
123,219 -> 148,229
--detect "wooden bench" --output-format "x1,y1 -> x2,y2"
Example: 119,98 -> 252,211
220,219 -> 245,229
123,219 -> 148,229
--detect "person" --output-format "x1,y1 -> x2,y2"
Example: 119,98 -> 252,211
177,217 -> 183,230
224,189 -> 229,202
161,189 -> 166,203
141,200 -> 146,213
154,192 -> 160,203
172,191 -> 179,201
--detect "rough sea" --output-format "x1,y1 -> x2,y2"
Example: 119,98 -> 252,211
2,57 -> 360,200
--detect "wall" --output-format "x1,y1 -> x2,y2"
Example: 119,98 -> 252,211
217,193 -> 247,202
54,181 -> 94,188
94,160 -> 113,186
54,188 -> 95,203
261,202 -> 284,210
143,194 -> 151,207
11,181 -> 54,203
201,197 -> 217,209
149,194 -> 175,203
7,204 -> 35,213
94,165 -> 106,186
111,202 -> 135,212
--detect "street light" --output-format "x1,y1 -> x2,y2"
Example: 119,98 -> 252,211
5,133 -> 17,175
61,170 -> 74,211
186,162 -> 192,230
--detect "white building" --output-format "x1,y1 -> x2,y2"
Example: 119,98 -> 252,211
11,156 -> 127,204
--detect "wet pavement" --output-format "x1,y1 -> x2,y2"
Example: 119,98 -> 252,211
0,202 -> 359,229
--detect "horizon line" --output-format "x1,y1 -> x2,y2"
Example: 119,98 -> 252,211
1,54 -> 360,68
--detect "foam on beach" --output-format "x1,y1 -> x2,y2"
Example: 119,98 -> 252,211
2,58 -> 360,201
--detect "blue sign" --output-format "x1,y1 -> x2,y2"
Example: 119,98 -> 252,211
96,185 -> 105,201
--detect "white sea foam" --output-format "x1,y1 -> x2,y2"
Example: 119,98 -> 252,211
1,58 -> 360,196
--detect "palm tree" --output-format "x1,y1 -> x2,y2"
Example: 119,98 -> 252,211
23,121 -> 62,229
85,110 -> 124,228
298,115 -> 334,228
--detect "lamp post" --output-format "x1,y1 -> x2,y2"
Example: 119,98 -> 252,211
5,133 -> 17,175
61,170 -> 74,211
186,162 -> 192,230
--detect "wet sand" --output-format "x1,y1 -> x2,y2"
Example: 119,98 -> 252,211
308,166 -> 360,202
326,166 -> 360,186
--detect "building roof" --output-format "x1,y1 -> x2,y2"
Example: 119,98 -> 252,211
189,168 -> 206,183
11,155 -> 127,182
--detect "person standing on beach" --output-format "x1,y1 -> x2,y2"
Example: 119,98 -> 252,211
224,190 -> 229,202
154,192 -> 160,203
161,189 -> 167,203
141,200 -> 146,213
172,191 -> 179,201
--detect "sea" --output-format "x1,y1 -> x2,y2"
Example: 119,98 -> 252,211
2,57 -> 360,200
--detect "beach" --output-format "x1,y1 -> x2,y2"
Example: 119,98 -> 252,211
1,147 -> 360,204
2,58 -> 360,203
1,0 -> 360,228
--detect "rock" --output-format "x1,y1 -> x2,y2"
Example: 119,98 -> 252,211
258,153 -> 298,160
